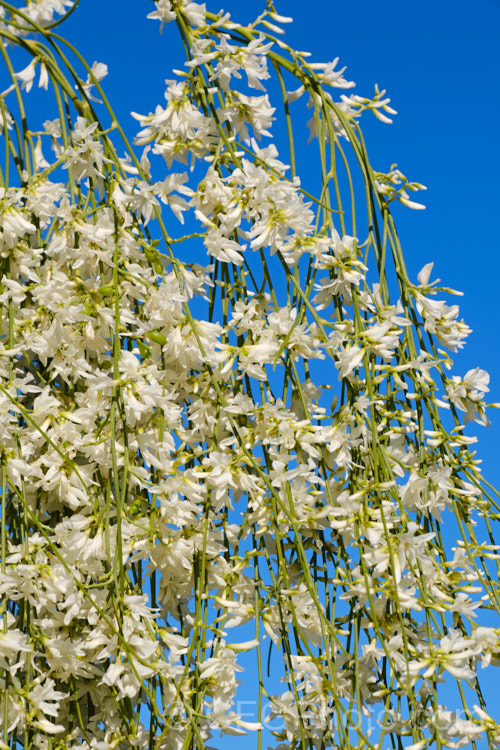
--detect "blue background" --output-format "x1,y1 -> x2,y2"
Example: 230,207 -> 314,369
61,0 -> 500,476
39,0 -> 500,746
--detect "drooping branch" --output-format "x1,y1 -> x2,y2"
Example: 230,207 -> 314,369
0,2 -> 498,749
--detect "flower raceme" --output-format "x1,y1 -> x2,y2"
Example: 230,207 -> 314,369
0,1 -> 498,750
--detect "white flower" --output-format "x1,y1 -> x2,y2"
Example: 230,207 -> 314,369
19,0 -> 74,26
221,92 -> 275,144
204,226 -> 246,265
416,293 -> 471,351
146,0 -> 176,30
208,35 -> 272,92
80,60 -> 108,102
147,0 -> 205,31
334,344 -> 365,379
13,60 -> 38,92
199,646 -> 243,698
308,58 -> 355,89
445,367 -> 490,424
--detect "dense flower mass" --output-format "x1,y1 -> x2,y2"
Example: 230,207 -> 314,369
0,1 -> 499,749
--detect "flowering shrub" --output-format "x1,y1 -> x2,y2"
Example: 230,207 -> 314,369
0,1 -> 499,749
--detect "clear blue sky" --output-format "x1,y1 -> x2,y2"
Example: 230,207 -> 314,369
61,0 -> 500,482
54,1 -> 500,746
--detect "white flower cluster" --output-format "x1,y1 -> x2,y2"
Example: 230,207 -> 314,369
0,2 -> 498,749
